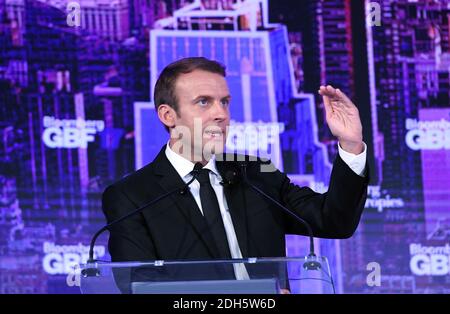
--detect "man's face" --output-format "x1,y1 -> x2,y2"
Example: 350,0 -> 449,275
170,70 -> 231,161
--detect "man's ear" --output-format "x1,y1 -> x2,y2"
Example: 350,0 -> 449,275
157,104 -> 176,129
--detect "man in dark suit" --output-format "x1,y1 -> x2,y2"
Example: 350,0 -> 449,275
102,57 -> 369,281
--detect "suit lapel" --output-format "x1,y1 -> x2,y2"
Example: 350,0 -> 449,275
152,145 -> 221,258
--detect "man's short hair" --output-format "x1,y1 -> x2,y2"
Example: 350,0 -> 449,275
154,57 -> 227,132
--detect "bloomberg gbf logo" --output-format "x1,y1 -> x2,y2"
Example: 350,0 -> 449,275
409,243 -> 450,276
42,116 -> 105,149
43,242 -> 105,275
405,118 -> 450,151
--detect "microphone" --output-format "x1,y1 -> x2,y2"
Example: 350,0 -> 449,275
219,168 -> 240,188
237,161 -> 321,271
83,162 -> 204,276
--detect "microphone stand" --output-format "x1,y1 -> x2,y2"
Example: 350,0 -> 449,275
83,164 -> 203,277
238,163 -> 322,271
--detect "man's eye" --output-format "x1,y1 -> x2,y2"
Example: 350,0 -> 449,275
221,99 -> 230,107
197,99 -> 208,107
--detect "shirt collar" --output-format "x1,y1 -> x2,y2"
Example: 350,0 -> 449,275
165,141 -> 221,179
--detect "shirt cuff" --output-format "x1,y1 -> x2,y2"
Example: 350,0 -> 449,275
337,142 -> 367,177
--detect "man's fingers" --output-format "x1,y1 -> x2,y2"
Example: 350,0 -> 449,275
319,85 -> 338,98
336,88 -> 355,108
319,85 -> 355,117
318,86 -> 325,96
320,93 -> 334,119
318,86 -> 333,117
319,85 -> 355,110
326,85 -> 337,97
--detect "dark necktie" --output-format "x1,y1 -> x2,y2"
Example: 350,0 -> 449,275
196,168 -> 232,259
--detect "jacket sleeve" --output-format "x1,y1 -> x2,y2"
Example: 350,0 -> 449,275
102,184 -> 157,262
259,155 -> 369,239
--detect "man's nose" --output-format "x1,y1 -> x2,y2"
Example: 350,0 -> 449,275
210,100 -> 229,121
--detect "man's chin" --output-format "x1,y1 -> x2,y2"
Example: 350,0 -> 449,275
201,140 -> 226,158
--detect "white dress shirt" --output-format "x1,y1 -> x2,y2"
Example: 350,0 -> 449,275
165,141 -> 367,279
337,142 -> 367,177
165,142 -> 250,279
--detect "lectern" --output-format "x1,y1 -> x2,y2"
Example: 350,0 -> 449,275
77,256 -> 334,294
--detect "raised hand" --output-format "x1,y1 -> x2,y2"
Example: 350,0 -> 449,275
318,85 -> 364,154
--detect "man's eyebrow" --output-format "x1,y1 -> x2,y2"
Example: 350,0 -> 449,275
192,95 -> 231,102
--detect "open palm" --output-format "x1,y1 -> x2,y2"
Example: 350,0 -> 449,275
318,85 -> 363,154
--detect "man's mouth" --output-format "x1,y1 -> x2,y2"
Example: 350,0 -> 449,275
204,130 -> 224,138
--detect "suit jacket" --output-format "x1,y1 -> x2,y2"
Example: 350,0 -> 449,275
102,144 -> 369,263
